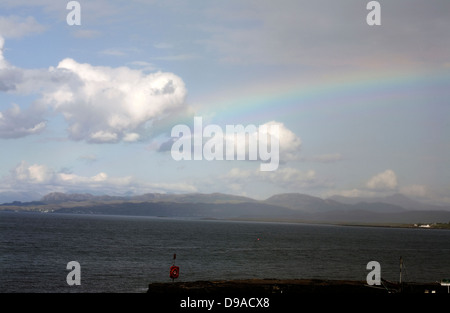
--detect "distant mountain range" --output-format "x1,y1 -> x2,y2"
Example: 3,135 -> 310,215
1,192 -> 450,225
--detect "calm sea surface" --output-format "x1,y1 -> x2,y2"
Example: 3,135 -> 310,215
1,211 -> 449,293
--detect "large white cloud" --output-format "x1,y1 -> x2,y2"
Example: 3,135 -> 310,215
220,120 -> 301,163
366,169 -> 398,191
167,119 -> 302,164
264,121 -> 302,162
45,58 -> 187,143
0,37 -> 188,142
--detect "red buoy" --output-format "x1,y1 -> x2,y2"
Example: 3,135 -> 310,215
170,265 -> 179,279
170,253 -> 179,280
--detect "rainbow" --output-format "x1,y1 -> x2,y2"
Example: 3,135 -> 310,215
193,68 -> 449,126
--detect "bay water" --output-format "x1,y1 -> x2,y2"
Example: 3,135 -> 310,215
1,211 -> 449,293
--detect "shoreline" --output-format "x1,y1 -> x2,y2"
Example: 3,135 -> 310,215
2,210 -> 449,230
147,278 -> 447,294
218,217 -> 450,230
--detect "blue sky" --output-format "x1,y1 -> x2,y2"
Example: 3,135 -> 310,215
0,0 -> 449,204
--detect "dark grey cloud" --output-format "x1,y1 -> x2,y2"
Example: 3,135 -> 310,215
158,137 -> 177,152
196,0 -> 450,69
0,68 -> 23,91
0,104 -> 47,138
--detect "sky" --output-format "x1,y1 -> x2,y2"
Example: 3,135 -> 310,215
0,0 -> 449,204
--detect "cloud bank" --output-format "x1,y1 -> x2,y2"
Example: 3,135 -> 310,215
220,166 -> 330,196
1,161 -> 197,196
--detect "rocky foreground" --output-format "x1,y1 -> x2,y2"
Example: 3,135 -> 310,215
147,278 -> 446,295
145,279 -> 448,311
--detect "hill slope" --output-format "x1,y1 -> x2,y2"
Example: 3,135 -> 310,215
2,192 -> 450,225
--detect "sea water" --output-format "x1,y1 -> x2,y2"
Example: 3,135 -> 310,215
1,211 -> 449,293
